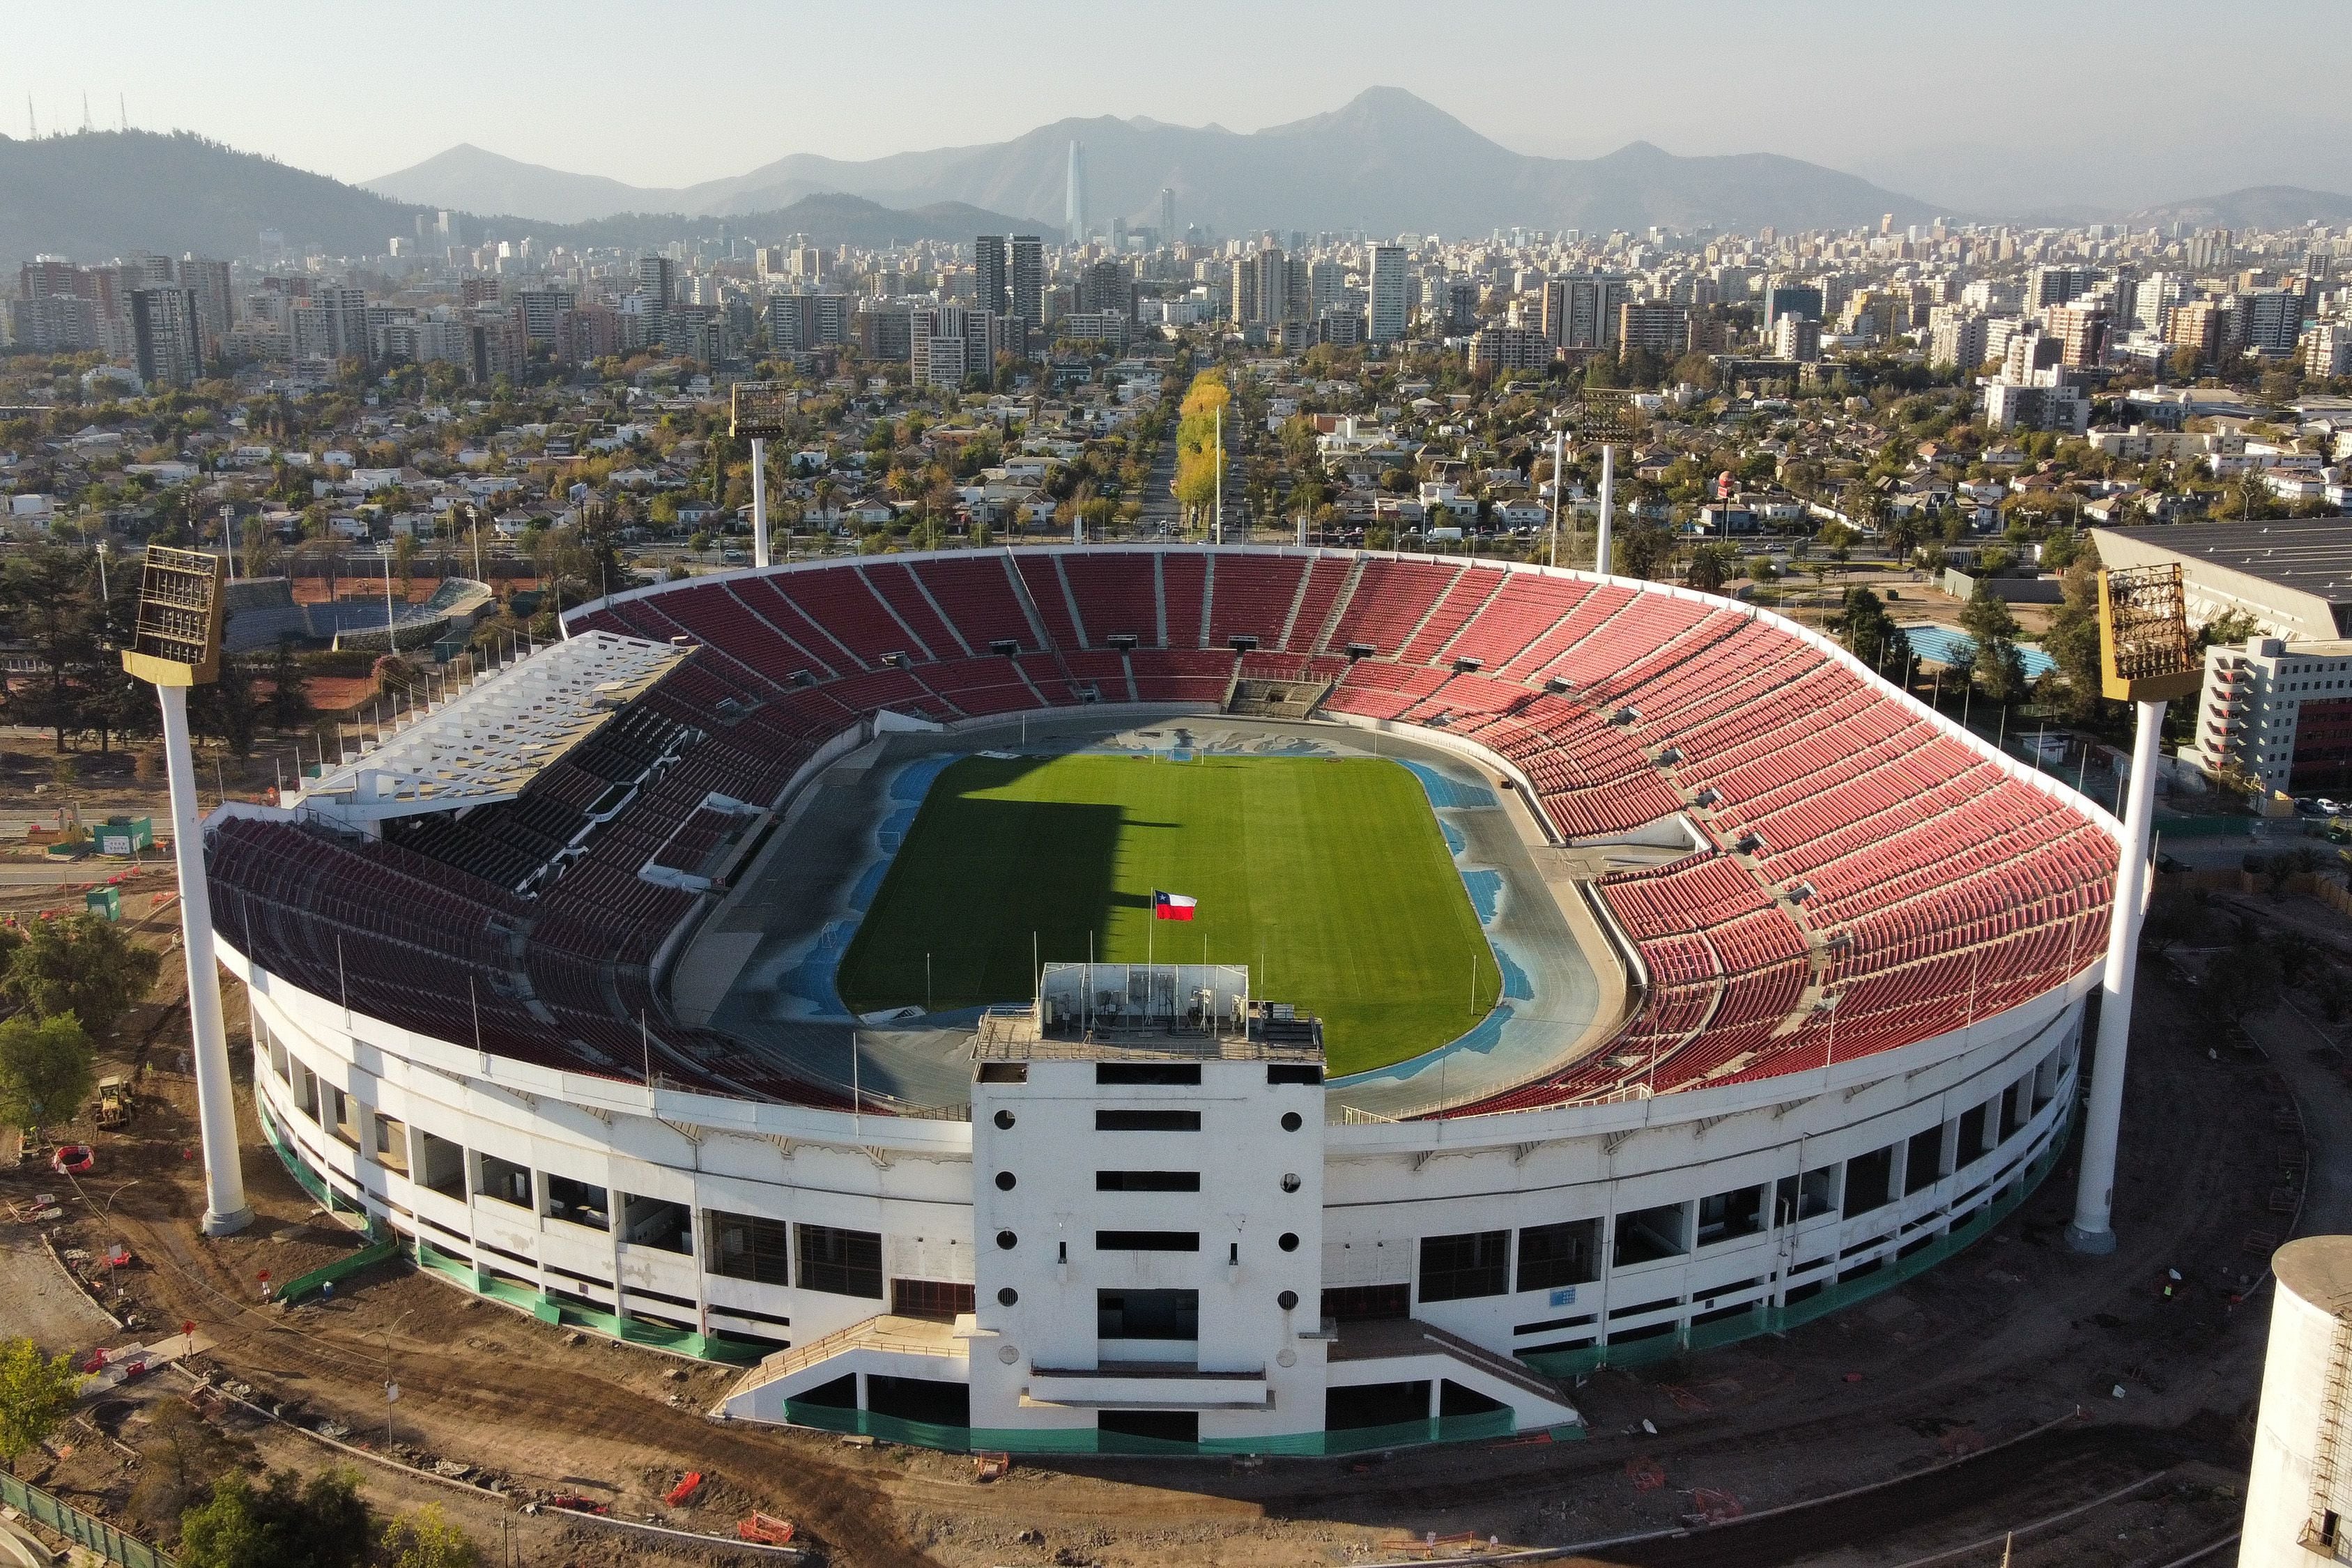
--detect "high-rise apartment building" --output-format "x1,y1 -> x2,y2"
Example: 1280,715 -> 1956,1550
974,236 -> 1008,318
518,289 -> 577,348
178,257 -> 233,355
1228,257 -> 1257,326
636,256 -> 676,346
2239,289 -> 2304,356
1251,248 -> 1291,325
1540,272 -> 1629,351
1616,301 -> 1691,358
1009,236 -> 1043,327
2047,300 -> 2109,368
1367,244 -> 1408,343
1772,312 -> 1823,364
1308,260 -> 1347,318
314,284 -> 371,365
130,288 -> 203,387
1079,259 -> 1132,319
2029,265 -> 2089,309
1927,307 -> 1988,370
1159,187 -> 1176,244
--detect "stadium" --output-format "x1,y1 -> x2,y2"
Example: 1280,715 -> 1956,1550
206,546 -> 2116,1456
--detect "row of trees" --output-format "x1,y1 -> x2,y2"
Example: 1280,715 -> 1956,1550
0,913 -> 160,1138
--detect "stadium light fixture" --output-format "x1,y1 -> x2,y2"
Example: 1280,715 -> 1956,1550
731,382 -> 792,571
2069,563 -> 2198,1255
121,547 -> 252,1236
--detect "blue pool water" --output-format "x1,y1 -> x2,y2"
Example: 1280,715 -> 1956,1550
1900,622 -> 2057,679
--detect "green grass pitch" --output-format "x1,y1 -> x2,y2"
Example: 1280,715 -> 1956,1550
836,753 -> 1502,1076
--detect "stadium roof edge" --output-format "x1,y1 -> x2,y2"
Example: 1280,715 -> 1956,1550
286,629 -> 686,826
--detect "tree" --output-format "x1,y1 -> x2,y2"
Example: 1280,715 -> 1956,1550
1612,520 -> 1673,581
2,911 -> 163,1036
0,1013 -> 94,1135
0,1338 -> 81,1474
178,1467 -> 373,1568
380,1505 -> 482,1568
1960,581 -> 2029,702
2196,607 -> 2262,652
1686,541 -> 1737,594
1832,586 -> 1909,670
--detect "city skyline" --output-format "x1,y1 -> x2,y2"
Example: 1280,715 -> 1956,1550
7,0 -> 2352,217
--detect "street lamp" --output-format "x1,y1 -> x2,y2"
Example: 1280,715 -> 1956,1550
381,1308 -> 417,1450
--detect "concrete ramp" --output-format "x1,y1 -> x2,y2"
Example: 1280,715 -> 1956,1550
717,1314 -> 969,1425
1325,1317 -> 1581,1433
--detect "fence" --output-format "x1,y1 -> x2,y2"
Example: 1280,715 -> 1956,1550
0,1472 -> 174,1567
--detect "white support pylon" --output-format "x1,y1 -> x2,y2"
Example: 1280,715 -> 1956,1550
750,436 -> 769,569
158,684 -> 252,1235
2066,695 -> 2166,1253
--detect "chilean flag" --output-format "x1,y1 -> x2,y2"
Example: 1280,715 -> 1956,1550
1153,890 -> 1197,921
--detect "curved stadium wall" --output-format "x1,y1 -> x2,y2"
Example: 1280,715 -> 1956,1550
214,547 -> 2110,1451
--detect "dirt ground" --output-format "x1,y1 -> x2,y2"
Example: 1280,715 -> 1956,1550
1,856 -> 2333,1566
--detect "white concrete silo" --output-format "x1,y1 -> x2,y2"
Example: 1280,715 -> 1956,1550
2243,1236 -> 2352,1566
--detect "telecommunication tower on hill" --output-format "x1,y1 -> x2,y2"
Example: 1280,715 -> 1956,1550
122,546 -> 251,1234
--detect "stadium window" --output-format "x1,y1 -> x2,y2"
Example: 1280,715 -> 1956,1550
1266,1064 -> 1323,1086
1096,1230 -> 1201,1252
1096,1171 -> 1202,1192
2000,1077 -> 2030,1140
1096,1109 -> 1202,1132
1843,1146 -> 1896,1217
1955,1103 -> 1990,1167
1696,1186 -> 1767,1247
620,1194 -> 692,1254
1321,1283 -> 1411,1321
415,1130 -> 466,1199
891,1279 -> 977,1322
1516,1218 -> 1601,1291
544,1174 -> 610,1230
1904,1128 -> 1946,1194
707,1210 -> 790,1286
1419,1229 -> 1510,1302
372,1114 -> 409,1174
476,1153 -> 532,1210
1612,1203 -> 1689,1267
1098,1288 -> 1199,1340
1096,1063 -> 1201,1086
796,1224 -> 884,1299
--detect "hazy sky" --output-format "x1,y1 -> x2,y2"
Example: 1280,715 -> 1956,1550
9,0 -> 2349,215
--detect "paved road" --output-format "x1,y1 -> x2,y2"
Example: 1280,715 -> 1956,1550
1139,424 -> 1180,534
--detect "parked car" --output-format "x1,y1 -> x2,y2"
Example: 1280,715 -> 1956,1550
2321,799 -> 2346,817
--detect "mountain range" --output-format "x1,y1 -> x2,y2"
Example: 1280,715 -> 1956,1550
2,91 -> 2346,270
369,88 -> 1944,238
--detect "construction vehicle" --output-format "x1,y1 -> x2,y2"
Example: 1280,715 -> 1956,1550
95,1075 -> 131,1128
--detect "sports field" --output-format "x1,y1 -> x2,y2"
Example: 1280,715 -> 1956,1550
836,753 -> 1502,1075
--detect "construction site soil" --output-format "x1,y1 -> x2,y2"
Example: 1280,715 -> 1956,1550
3,867 -> 2336,1567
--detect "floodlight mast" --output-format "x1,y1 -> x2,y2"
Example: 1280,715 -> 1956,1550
2066,564 -> 2201,1254
732,383 -> 791,571
121,546 -> 252,1236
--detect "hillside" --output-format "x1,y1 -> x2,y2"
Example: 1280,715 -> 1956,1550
367,86 -> 1942,237
0,130 -> 1041,263
2125,184 -> 2352,231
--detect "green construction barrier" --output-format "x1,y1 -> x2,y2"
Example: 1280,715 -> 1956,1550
777,1401 -> 1522,1459
275,1236 -> 400,1306
0,1470 -> 175,1567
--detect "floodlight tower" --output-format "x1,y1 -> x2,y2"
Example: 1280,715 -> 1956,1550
122,547 -> 251,1235
731,383 -> 790,569
1571,390 -> 1634,576
2066,562 -> 2201,1254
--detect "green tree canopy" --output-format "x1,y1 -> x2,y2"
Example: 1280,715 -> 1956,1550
0,1337 -> 82,1474
381,1505 -> 482,1568
178,1467 -> 373,1568
1832,586 -> 1910,671
0,1013 -> 95,1133
3,911 -> 162,1036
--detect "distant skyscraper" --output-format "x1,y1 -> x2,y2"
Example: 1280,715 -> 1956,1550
130,287 -> 203,387
1367,244 -> 1408,344
1065,141 -> 1087,241
974,235 -> 1008,317
1010,236 -> 1043,327
636,256 -> 675,347
1159,187 -> 1176,244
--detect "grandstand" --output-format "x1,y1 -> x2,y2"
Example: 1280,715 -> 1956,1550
208,546 -> 2114,1457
